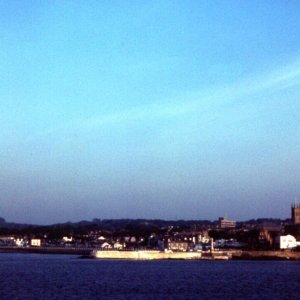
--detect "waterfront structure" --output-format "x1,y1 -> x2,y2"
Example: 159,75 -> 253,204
101,242 -> 112,249
168,241 -> 189,252
278,235 -> 300,249
113,242 -> 124,250
292,203 -> 300,224
31,239 -> 41,247
218,217 -> 236,229
62,236 -> 73,242
258,229 -> 274,249
0,236 -> 15,246
92,250 -> 203,260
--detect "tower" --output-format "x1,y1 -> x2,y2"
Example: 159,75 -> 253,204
291,203 -> 300,224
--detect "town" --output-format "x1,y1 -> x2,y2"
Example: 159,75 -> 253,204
1,204 -> 300,257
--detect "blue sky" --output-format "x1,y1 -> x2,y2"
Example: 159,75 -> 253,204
0,1 -> 300,224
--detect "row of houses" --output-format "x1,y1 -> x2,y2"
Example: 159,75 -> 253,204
1,232 -> 299,251
1,210 -> 300,251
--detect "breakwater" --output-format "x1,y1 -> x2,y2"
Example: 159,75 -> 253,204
92,250 -> 203,260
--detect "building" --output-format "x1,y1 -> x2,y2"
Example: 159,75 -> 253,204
113,242 -> 124,250
31,239 -> 41,247
168,241 -> 189,252
259,229 -> 275,249
101,242 -> 112,249
218,217 -> 236,229
292,203 -> 300,224
0,236 -> 15,246
277,235 -> 300,250
62,236 -> 73,242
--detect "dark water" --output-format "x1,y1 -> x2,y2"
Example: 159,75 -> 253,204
0,253 -> 299,299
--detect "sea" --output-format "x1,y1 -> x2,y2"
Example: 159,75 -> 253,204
0,253 -> 299,300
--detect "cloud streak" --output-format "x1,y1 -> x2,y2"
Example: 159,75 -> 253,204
240,57 -> 300,94
82,57 -> 300,128
28,56 -> 300,142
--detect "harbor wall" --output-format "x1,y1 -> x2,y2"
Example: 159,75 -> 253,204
93,250 -> 202,260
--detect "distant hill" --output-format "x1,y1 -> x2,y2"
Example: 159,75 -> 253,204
0,217 -> 32,230
0,217 -> 214,236
0,217 -> 290,237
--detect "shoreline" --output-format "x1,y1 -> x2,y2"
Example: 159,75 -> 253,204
231,250 -> 300,261
0,246 -> 92,256
1,247 -> 300,260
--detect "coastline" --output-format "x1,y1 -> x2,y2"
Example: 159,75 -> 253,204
1,247 -> 300,260
0,246 -> 92,256
231,250 -> 300,260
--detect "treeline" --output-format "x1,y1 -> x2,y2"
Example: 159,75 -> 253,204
0,218 -> 214,237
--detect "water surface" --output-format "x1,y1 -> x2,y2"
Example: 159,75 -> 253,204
0,253 -> 299,299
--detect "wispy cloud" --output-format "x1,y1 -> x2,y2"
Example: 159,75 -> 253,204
84,101 -> 194,129
239,57 -> 300,94
29,56 -> 300,141
85,57 -> 300,128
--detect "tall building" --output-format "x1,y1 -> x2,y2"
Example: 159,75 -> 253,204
218,217 -> 236,229
291,204 -> 300,224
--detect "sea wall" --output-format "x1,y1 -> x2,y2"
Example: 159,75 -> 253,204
93,250 -> 202,260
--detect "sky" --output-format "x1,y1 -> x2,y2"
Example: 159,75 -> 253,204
0,1 -> 300,224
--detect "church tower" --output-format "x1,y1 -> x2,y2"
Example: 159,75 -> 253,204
291,203 -> 300,224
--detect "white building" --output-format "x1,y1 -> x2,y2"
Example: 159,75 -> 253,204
218,217 -> 236,229
278,235 -> 300,249
16,238 -> 27,247
101,242 -> 112,249
62,236 -> 73,242
113,242 -> 124,250
31,239 -> 41,247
